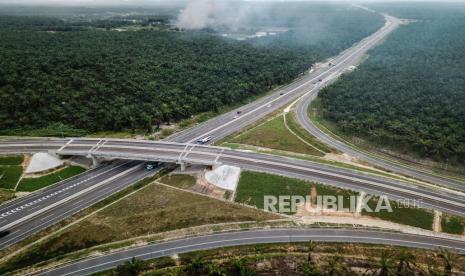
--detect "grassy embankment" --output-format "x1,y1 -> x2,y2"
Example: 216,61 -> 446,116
159,174 -> 197,189
0,155 -> 24,190
16,166 -> 86,192
236,171 -> 435,230
230,114 -> 329,157
225,113 -> 411,181
0,180 -> 278,274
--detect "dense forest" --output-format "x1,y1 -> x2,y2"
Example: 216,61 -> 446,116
319,3 -> 465,164
0,3 -> 383,135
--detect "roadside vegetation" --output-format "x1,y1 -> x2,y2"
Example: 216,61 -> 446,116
363,197 -> 434,230
235,171 -> 355,214
318,3 -> 465,167
231,115 -> 327,157
0,182 -> 278,273
0,188 -> 15,204
236,171 -> 438,230
0,155 -> 23,189
101,242 -> 464,276
16,166 -> 85,192
160,174 -> 197,189
441,214 -> 465,235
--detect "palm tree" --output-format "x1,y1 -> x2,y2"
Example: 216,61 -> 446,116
116,257 -> 145,276
370,250 -> 395,276
437,248 -> 460,276
307,240 -> 319,265
299,262 -> 321,276
228,258 -> 256,276
395,249 -> 415,275
208,264 -> 227,276
184,257 -> 207,276
324,255 -> 348,276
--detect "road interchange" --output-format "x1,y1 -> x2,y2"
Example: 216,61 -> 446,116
1,10 -> 465,274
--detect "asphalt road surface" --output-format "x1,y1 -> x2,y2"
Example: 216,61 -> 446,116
2,138 -> 465,217
0,160 -> 159,249
0,12 -> 444,256
39,228 -> 465,275
295,68 -> 465,192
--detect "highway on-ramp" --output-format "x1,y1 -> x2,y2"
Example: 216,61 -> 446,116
38,228 -> 465,275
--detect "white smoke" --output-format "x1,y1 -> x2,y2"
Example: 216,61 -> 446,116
176,0 -> 253,30
176,0 -> 229,30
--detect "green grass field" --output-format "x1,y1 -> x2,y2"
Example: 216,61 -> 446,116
231,115 -> 325,157
286,113 -> 333,154
235,171 -> 356,214
17,166 -> 86,192
160,174 -> 197,189
363,197 -> 434,230
441,214 -> 465,235
0,155 -> 24,166
236,171 -> 434,229
0,165 -> 23,189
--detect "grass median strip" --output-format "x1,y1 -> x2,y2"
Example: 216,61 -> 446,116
0,165 -> 23,190
441,214 -> 465,235
235,171 -> 355,215
16,166 -> 86,192
0,155 -> 24,166
236,171 -> 437,230
231,115 -> 325,157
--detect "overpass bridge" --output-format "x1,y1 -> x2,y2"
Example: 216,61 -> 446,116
2,138 -> 465,217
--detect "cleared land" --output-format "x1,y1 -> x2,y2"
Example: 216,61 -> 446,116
159,174 -> 197,189
0,188 -> 15,204
16,166 -> 86,192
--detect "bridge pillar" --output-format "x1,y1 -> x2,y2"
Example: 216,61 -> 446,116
88,155 -> 100,168
180,162 -> 187,172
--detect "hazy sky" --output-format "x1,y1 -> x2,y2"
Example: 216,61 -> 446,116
1,0 -> 465,6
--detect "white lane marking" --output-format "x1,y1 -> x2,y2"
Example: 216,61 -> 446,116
214,148 -> 225,165
0,162 -> 130,220
186,17 -> 398,144
54,143 -> 465,209
0,163 -> 142,232
55,233 -> 464,276
57,139 -> 74,152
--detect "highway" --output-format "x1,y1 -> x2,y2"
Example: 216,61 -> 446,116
2,138 -> 465,218
0,160 -> 159,249
166,14 -> 400,144
39,228 -> 465,275
0,13 -> 403,249
294,66 -> 465,193
0,11 -> 449,258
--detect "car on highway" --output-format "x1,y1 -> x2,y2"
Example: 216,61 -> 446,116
146,163 -> 159,170
196,136 -> 212,144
